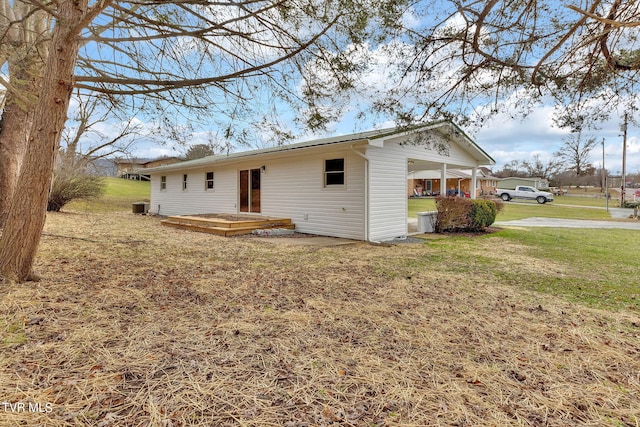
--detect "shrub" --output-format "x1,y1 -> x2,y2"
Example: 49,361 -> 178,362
468,199 -> 499,231
47,173 -> 106,212
435,197 -> 500,232
435,197 -> 469,232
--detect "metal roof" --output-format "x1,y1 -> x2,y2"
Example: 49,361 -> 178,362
145,120 -> 494,173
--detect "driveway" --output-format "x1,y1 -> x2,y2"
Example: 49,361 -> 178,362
494,207 -> 640,229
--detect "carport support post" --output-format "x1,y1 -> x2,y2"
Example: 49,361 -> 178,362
471,168 -> 477,199
440,163 -> 447,196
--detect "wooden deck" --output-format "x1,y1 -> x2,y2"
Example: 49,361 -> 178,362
160,214 -> 295,236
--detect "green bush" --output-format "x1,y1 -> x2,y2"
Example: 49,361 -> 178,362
622,201 -> 640,209
435,197 -> 500,232
469,199 -> 500,231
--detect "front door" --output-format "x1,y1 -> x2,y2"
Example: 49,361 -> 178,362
239,169 -> 261,213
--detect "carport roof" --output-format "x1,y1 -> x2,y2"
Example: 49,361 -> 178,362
408,169 -> 472,180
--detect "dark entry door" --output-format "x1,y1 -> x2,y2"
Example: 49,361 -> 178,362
239,169 -> 261,213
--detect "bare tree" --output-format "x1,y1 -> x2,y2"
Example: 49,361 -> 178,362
47,93 -> 141,212
493,160 -> 527,178
555,133 -> 599,176
522,155 -> 563,180
59,92 -> 143,172
301,1 -> 640,130
0,0 -> 403,282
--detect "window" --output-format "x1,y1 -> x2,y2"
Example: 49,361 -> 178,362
205,172 -> 214,190
160,176 -> 167,191
324,158 -> 345,186
182,174 -> 188,191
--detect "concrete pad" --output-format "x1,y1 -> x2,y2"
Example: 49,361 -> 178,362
250,236 -> 358,246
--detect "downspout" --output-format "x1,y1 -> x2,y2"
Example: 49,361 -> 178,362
351,146 -> 370,241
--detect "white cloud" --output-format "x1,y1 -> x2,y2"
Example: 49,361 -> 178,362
473,107 -> 640,174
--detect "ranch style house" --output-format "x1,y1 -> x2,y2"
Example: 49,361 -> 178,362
146,120 -> 495,241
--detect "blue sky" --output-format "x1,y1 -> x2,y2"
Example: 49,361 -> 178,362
68,0 -> 640,177
473,106 -> 640,176
128,102 -> 640,176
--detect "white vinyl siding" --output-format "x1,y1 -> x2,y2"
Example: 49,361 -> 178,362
150,168 -> 237,216
150,149 -> 366,239
366,148 -> 408,241
260,151 -> 365,239
366,131 -> 483,241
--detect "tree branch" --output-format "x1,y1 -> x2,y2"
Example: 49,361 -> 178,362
567,4 -> 640,28
74,12 -> 341,95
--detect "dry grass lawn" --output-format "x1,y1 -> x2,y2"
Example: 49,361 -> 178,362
1,212 -> 639,426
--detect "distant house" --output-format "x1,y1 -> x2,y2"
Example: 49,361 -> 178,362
115,157 -> 183,181
475,167 -> 501,195
146,121 -> 495,241
407,167 -> 500,197
407,169 -> 472,197
407,166 -> 500,198
499,177 -> 549,190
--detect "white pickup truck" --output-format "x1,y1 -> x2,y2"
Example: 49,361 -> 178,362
496,186 -> 554,204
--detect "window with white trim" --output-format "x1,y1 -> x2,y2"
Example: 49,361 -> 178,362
324,158 -> 345,186
160,176 -> 167,191
205,172 -> 214,190
182,174 -> 188,191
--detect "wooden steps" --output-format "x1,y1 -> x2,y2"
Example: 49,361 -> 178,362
160,215 -> 295,237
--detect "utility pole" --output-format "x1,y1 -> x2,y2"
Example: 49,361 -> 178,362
602,138 -> 608,211
601,138 -> 605,192
621,113 -> 628,206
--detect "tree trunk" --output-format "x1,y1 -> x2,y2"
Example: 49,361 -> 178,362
0,5 -> 51,227
0,56 -> 43,227
0,102 -> 32,227
0,0 -> 87,283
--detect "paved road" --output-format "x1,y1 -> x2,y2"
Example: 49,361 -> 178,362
494,207 -> 640,229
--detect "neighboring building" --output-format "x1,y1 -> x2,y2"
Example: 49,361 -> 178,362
146,121 -> 495,241
407,169 -> 472,197
474,167 -> 501,196
407,167 -> 501,198
115,157 -> 183,180
499,176 -> 549,190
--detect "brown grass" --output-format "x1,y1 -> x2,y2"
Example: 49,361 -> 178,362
1,212 -> 639,426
